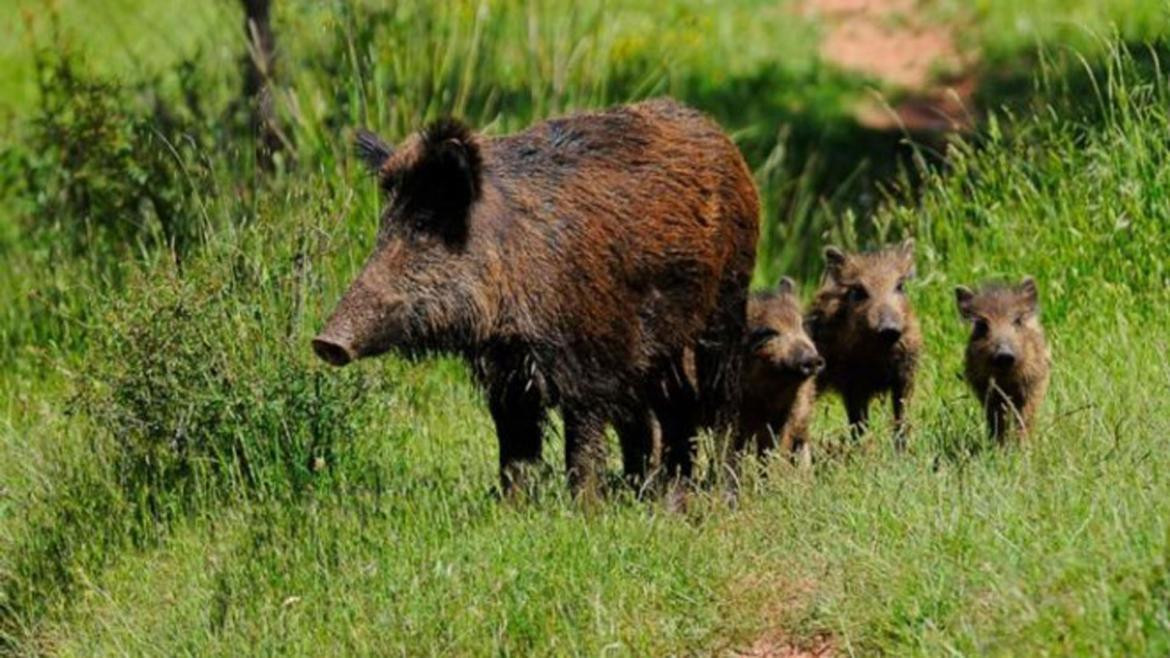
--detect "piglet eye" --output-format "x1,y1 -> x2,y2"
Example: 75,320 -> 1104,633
973,319 -> 989,338
895,279 -> 906,294
1013,315 -> 1025,327
847,285 -> 869,303
748,328 -> 779,351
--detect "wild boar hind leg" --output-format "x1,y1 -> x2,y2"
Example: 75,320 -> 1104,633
562,405 -> 610,499
613,406 -> 656,490
651,360 -> 699,483
693,280 -> 750,438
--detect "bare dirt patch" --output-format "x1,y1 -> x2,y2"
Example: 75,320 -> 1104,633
798,0 -> 979,133
724,575 -> 836,658
733,632 -> 835,658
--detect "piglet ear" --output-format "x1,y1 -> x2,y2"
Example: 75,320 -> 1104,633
823,246 -> 847,282
823,246 -> 846,267
1019,276 -> 1039,312
354,129 -> 395,173
954,285 -> 976,320
776,276 -> 797,296
899,238 -> 917,276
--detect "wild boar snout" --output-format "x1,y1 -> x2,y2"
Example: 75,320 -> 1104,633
314,270 -> 406,366
874,306 -> 904,344
312,335 -> 355,367
793,344 -> 825,377
991,343 -> 1017,369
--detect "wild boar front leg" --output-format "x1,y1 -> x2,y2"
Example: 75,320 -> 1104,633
985,398 -> 1011,444
987,391 -> 1029,444
891,376 -> 913,451
755,423 -> 780,458
488,380 -> 546,496
1017,396 -> 1041,442
983,384 -> 1026,444
779,419 -> 809,465
844,390 -> 870,442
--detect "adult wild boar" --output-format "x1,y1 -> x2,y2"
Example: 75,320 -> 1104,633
312,99 -> 760,495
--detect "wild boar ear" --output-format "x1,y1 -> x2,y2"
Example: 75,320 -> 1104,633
1019,276 -> 1039,312
776,276 -> 796,296
823,246 -> 847,281
354,129 -> 395,174
955,285 -> 976,320
414,118 -> 483,230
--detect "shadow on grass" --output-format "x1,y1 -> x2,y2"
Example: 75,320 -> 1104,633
974,41 -> 1170,128
679,61 -> 929,281
673,39 -> 1170,282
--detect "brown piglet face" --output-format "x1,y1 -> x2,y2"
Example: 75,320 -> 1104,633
955,277 -> 1041,372
823,239 -> 916,345
313,123 -> 494,366
747,277 -> 824,380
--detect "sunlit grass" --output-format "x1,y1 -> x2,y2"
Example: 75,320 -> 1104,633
2,1 -> 1170,654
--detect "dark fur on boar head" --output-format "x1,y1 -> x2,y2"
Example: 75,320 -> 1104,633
313,121 -> 489,366
956,277 -> 1051,441
737,277 -> 822,458
808,239 -> 921,447
313,99 -> 760,496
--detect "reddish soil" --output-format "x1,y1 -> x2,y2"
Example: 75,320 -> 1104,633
725,576 -> 836,658
798,0 -> 979,133
733,632 -> 835,658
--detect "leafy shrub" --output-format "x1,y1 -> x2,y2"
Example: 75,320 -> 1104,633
85,266 -> 379,512
2,195 -> 385,645
0,22 -> 214,261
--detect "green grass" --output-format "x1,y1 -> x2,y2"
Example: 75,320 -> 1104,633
3,1 -> 1170,655
959,0 -> 1169,63
0,0 -> 235,125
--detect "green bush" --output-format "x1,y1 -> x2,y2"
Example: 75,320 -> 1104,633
86,256 -> 380,508
2,208 -> 388,644
0,25 -> 215,261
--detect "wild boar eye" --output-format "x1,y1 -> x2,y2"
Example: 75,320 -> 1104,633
973,319 -> 989,338
847,285 -> 869,303
1013,315 -> 1025,327
408,209 -> 433,231
747,327 -> 779,351
895,279 -> 906,294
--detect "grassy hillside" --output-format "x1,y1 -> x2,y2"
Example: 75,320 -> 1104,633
2,1 -> 1170,654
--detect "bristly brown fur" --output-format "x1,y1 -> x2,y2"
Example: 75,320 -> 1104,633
315,98 -> 760,497
808,240 -> 920,448
956,277 -> 1051,442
